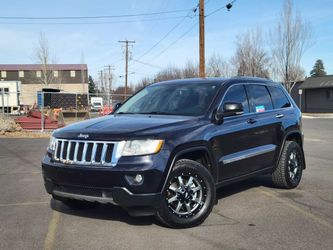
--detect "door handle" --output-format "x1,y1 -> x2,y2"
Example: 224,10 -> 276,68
275,114 -> 284,119
247,118 -> 257,124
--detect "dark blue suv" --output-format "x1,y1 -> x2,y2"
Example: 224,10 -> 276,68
42,77 -> 305,228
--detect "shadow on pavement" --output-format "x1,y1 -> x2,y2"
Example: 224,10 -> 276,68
50,175 -> 275,226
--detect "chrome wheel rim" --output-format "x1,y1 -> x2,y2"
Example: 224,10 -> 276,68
166,174 -> 206,218
288,149 -> 300,180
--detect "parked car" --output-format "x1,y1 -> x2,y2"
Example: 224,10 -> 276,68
90,97 -> 103,112
42,77 -> 305,228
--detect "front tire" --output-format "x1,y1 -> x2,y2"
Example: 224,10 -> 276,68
272,141 -> 304,189
157,159 -> 215,228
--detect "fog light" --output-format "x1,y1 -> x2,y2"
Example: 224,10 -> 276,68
134,174 -> 143,183
125,174 -> 144,186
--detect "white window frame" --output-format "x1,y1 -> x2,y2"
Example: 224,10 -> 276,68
19,71 -> 24,78
36,71 -> 42,78
53,70 -> 59,77
70,70 -> 76,77
1,71 -> 7,78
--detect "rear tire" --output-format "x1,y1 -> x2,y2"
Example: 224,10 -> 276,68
272,141 -> 304,189
157,159 -> 215,228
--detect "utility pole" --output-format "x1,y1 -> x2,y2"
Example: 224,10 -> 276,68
104,65 -> 115,106
98,70 -> 104,92
119,40 -> 135,99
199,0 -> 205,78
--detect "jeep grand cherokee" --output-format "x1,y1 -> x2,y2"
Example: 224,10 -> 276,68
42,77 -> 305,228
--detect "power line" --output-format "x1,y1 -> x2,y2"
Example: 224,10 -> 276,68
0,9 -> 192,20
132,21 -> 198,73
134,5 -> 198,62
0,16 -> 186,25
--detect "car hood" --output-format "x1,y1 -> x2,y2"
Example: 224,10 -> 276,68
53,114 -> 203,140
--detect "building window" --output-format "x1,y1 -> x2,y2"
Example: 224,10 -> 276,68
1,71 -> 7,78
70,70 -> 76,77
53,70 -> 58,77
19,71 -> 24,78
0,88 -> 9,94
36,71 -> 42,78
327,89 -> 333,101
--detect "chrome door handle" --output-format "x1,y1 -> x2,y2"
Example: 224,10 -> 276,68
275,114 -> 284,118
247,118 -> 257,124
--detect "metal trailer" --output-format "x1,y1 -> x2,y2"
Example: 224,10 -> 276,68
0,81 -> 21,114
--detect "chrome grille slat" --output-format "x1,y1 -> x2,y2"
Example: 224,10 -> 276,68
52,139 -> 119,167
101,143 -> 107,164
91,143 -> 97,163
66,142 -> 71,161
73,142 -> 79,162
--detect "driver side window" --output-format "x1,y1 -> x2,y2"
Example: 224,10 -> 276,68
222,85 -> 249,113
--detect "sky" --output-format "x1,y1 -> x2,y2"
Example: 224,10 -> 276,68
0,0 -> 332,89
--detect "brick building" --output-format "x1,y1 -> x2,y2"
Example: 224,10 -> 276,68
0,64 -> 88,106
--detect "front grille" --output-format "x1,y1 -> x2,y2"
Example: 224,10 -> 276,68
53,139 -> 118,167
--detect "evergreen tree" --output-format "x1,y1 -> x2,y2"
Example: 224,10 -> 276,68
310,59 -> 327,77
88,75 -> 97,93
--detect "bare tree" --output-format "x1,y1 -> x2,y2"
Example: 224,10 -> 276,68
269,0 -> 312,92
154,65 -> 183,82
182,60 -> 199,78
231,28 -> 270,78
34,32 -> 56,87
207,53 -> 234,77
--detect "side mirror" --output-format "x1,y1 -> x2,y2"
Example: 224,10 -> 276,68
214,102 -> 244,123
223,102 -> 244,117
114,102 -> 122,111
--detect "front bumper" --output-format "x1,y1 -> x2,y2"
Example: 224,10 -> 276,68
42,152 -> 169,210
44,178 -> 161,208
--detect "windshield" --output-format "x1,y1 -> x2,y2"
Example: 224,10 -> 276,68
116,82 -> 219,116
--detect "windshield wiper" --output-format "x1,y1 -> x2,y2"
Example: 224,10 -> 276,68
116,112 -> 135,114
136,111 -> 174,115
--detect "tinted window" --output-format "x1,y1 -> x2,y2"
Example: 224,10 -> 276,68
246,85 -> 273,113
268,86 -> 291,109
116,82 -> 219,116
222,85 -> 249,113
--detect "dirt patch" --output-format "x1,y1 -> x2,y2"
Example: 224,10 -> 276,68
0,130 -> 51,138
0,115 -> 51,138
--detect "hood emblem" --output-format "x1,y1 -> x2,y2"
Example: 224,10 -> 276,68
78,133 -> 89,139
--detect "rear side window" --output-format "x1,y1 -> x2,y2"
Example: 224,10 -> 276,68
246,85 -> 273,113
222,85 -> 249,113
268,86 -> 291,109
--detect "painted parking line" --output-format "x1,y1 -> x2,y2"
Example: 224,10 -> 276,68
0,201 -> 49,207
44,211 -> 61,250
304,138 -> 322,142
258,188 -> 333,229
0,171 -> 41,176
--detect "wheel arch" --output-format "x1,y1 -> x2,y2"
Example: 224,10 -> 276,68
278,130 -> 306,169
161,145 -> 218,192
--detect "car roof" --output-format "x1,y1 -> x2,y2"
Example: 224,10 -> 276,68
151,77 -> 275,86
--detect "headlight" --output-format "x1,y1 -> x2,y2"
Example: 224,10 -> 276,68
48,136 -> 57,151
121,140 -> 164,156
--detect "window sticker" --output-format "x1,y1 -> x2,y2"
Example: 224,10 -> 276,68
255,105 -> 265,113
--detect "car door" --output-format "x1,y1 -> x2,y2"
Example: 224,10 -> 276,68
267,85 -> 293,161
243,84 -> 281,170
209,84 -> 271,181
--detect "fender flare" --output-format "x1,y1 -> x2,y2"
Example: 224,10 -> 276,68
160,145 -> 217,192
277,130 -> 306,170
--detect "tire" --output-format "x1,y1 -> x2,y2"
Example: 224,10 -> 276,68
157,159 -> 215,228
272,141 -> 304,189
52,194 -> 98,209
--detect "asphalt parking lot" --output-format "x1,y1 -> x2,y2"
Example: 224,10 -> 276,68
0,118 -> 332,250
